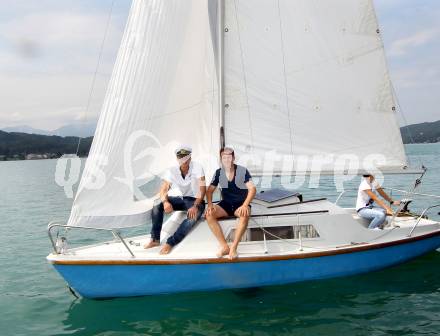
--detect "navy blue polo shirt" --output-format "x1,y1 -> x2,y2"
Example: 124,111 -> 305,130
210,164 -> 252,205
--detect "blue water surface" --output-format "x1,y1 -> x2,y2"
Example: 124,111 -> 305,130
0,144 -> 439,336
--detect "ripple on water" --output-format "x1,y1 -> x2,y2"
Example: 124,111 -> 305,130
0,147 -> 439,335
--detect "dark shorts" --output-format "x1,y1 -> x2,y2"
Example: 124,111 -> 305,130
217,200 -> 250,216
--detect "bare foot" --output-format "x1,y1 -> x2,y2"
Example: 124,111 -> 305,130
144,240 -> 160,249
216,245 -> 230,258
160,243 -> 173,255
228,248 -> 238,260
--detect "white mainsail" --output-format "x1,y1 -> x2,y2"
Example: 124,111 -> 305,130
68,0 -> 221,228
68,0 -> 411,229
223,0 -> 407,174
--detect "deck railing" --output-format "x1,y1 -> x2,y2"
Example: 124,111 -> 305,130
47,222 -> 135,257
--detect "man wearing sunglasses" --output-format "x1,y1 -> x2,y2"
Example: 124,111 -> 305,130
144,145 -> 206,254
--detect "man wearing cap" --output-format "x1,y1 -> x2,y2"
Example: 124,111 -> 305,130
144,145 -> 206,254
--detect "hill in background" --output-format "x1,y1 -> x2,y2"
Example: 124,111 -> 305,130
1,121 -> 96,138
0,119 -> 438,161
401,120 -> 440,144
0,131 -> 92,160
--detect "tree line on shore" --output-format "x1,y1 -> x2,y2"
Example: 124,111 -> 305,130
0,130 -> 92,160
1,119 -> 439,161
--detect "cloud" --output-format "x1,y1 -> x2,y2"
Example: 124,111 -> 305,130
0,72 -> 108,129
0,10 -> 124,75
373,0 -> 440,124
0,0 -> 439,130
0,3 -> 129,130
388,29 -> 439,57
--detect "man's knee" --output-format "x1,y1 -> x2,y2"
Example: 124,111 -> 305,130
177,219 -> 196,237
234,208 -> 251,219
153,201 -> 164,212
236,213 -> 250,220
378,210 -> 386,219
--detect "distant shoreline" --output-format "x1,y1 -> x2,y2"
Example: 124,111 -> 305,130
1,120 -> 439,162
0,155 -> 88,162
400,120 -> 440,144
0,130 -> 92,161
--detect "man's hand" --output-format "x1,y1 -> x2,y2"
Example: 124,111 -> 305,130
391,200 -> 401,206
237,204 -> 250,217
386,208 -> 394,216
163,201 -> 173,214
187,205 -> 198,220
206,204 -> 216,217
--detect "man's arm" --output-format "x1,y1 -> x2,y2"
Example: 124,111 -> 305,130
365,190 -> 393,214
159,180 -> 171,202
158,180 -> 173,214
242,181 -> 256,207
194,176 -> 206,207
236,181 -> 257,217
205,184 -> 217,215
187,176 -> 207,220
377,187 -> 400,206
206,184 -> 217,207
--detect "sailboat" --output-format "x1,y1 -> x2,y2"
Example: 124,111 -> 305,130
47,0 -> 440,299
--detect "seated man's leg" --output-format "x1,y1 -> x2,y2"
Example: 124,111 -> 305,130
144,201 -> 164,248
206,204 -> 230,257
358,207 -> 385,229
145,197 -> 185,249
162,197 -> 204,254
373,206 -> 387,228
229,206 -> 251,259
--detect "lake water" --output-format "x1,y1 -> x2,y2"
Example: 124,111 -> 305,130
0,144 -> 439,335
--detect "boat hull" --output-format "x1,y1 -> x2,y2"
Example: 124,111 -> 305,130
51,234 -> 440,299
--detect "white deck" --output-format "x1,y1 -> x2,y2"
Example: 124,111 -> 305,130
47,197 -> 440,263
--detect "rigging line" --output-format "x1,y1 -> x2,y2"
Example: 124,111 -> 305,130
277,0 -> 294,156
388,81 -> 428,216
76,0 -> 115,155
384,188 -> 440,200
210,69 -> 216,154
219,0 -> 225,148
233,0 -> 254,149
208,0 -> 220,153
390,82 -> 424,169
372,0 -> 424,169
210,14 -> 217,155
147,100 -> 205,120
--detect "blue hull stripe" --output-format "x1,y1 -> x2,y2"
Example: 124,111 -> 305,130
52,235 -> 440,298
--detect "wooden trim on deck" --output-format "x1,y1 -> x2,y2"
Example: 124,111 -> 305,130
49,229 -> 440,266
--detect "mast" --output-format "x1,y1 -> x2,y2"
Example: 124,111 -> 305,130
219,0 -> 225,148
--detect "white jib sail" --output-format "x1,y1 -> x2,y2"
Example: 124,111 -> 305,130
68,0 -> 221,228
223,0 -> 408,175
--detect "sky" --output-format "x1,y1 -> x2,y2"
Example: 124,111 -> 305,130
0,0 -> 439,131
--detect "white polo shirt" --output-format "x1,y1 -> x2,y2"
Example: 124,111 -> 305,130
163,161 -> 205,198
356,178 -> 380,211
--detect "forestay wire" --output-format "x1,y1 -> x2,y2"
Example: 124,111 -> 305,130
76,0 -> 116,155
390,82 -> 425,170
